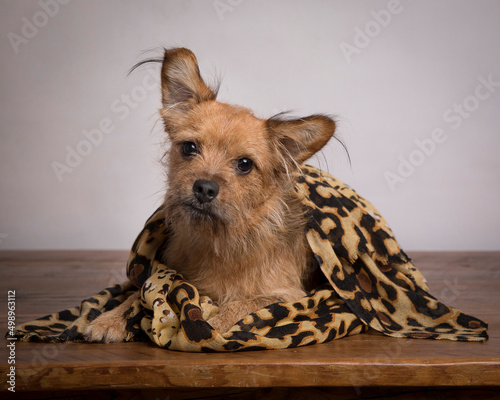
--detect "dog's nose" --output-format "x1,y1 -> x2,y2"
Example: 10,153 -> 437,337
193,179 -> 219,203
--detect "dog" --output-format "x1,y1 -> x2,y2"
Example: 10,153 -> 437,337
85,48 -> 335,342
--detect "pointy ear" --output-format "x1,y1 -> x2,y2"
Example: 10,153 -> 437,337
160,48 -> 216,111
267,114 -> 335,165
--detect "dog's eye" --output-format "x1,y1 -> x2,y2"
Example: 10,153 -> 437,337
235,157 -> 254,174
181,141 -> 198,157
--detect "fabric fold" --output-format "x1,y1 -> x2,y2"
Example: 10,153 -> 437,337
11,164 -> 487,350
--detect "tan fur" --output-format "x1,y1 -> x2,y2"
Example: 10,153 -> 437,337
163,102 -> 309,308
86,48 -> 335,339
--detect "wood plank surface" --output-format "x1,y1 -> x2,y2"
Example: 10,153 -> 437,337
0,251 -> 499,393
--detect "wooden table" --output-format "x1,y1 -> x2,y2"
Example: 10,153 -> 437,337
0,251 -> 499,399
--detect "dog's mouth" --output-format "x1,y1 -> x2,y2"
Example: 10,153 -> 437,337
182,201 -> 221,221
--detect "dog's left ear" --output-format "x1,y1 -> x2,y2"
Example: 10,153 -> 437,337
160,47 -> 216,111
267,114 -> 335,165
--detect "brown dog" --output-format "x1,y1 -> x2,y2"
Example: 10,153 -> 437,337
85,48 -> 335,342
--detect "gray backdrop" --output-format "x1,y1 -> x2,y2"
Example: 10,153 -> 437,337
1,0 -> 499,250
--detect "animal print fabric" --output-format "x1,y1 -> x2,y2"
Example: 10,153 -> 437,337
11,165 -> 488,350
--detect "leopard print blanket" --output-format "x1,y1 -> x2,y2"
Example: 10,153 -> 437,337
11,165 -> 488,350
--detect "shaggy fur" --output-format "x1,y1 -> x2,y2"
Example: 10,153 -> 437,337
85,48 -> 335,341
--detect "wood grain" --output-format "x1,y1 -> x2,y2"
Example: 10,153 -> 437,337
0,251 -> 499,392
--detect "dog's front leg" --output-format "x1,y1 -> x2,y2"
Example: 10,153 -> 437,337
208,297 -> 286,333
84,291 -> 140,343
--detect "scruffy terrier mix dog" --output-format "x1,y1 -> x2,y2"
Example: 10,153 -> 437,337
85,48 -> 335,341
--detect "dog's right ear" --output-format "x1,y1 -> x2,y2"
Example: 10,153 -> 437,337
160,48 -> 216,113
267,114 -> 335,166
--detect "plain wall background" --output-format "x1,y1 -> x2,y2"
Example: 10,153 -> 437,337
0,0 -> 499,251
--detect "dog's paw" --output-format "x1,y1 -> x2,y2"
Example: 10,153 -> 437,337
207,313 -> 236,334
84,312 -> 127,343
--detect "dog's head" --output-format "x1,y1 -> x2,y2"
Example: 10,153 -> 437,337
160,48 -> 335,231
